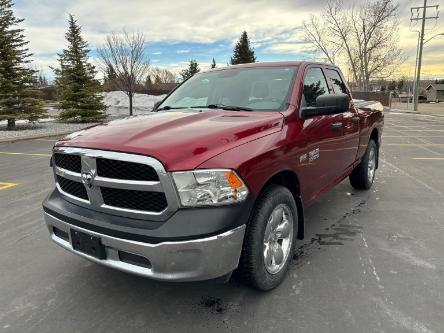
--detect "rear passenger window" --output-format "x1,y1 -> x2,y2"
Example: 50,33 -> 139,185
326,69 -> 347,94
303,68 -> 329,107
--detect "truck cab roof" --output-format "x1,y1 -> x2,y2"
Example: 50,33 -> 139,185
206,61 -> 339,72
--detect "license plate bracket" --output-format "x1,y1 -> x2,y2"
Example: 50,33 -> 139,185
70,229 -> 106,259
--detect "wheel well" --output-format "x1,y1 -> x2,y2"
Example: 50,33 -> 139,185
261,171 -> 305,240
370,128 -> 379,168
370,128 -> 379,147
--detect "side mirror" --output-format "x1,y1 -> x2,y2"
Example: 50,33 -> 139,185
301,93 -> 349,118
153,101 -> 161,111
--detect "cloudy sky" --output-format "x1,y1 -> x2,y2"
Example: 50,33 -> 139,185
13,0 -> 444,80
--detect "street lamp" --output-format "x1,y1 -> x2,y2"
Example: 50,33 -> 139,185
424,32 -> 444,44
412,31 -> 443,110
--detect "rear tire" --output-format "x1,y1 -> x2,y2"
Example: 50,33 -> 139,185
349,139 -> 378,190
236,185 -> 298,291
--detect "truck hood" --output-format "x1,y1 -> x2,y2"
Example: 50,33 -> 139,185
56,109 -> 284,170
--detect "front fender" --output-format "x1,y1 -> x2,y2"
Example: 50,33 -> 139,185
198,132 -> 293,198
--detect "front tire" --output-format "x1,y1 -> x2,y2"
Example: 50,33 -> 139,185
349,139 -> 378,190
236,185 -> 298,291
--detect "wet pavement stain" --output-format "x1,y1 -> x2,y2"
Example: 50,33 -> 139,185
293,200 -> 367,264
199,296 -> 226,314
315,223 -> 363,245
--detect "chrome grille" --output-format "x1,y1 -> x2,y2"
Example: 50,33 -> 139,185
52,147 -> 178,221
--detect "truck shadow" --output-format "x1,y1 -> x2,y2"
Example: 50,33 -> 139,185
53,181 -> 372,330
291,183 -> 369,269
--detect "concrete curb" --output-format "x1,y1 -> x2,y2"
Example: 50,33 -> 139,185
0,131 -> 74,144
386,109 -> 444,118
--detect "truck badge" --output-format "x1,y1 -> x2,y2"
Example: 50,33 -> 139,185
308,148 -> 320,162
81,172 -> 95,188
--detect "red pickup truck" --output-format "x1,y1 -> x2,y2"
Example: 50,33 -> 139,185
43,61 -> 383,290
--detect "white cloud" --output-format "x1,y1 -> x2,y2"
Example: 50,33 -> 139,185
17,0 -> 308,48
12,0 -> 444,78
264,43 -> 312,55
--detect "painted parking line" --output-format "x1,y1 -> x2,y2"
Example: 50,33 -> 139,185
385,144 -> 444,147
387,130 -> 444,132
384,136 -> 444,138
0,182 -> 18,191
0,151 -> 51,157
412,158 -> 444,160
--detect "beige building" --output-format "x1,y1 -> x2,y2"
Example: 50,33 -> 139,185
425,84 -> 444,102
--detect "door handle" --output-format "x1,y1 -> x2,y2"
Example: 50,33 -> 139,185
331,122 -> 343,129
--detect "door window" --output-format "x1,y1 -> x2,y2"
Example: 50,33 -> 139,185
303,68 -> 329,107
326,69 -> 347,94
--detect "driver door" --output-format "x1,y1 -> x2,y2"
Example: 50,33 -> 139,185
299,66 -> 345,202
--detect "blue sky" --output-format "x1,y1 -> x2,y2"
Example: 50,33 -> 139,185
133,39 -> 313,71
12,0 -> 444,80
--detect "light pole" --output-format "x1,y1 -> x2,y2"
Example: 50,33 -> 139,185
414,0 -> 428,112
410,1 -> 440,111
412,32 -> 443,110
412,31 -> 421,109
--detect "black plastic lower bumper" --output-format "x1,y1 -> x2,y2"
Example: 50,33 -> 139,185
42,189 -> 254,244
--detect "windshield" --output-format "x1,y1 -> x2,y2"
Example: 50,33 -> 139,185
158,66 -> 298,111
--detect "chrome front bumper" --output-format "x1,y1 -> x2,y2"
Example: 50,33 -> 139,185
44,212 -> 246,281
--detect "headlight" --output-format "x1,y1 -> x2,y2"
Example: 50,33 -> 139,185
172,169 -> 249,207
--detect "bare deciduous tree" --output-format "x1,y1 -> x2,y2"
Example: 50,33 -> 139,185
147,67 -> 176,86
304,0 -> 404,91
98,31 -> 149,115
303,15 -> 341,64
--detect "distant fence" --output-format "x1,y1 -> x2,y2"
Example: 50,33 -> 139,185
352,91 -> 392,107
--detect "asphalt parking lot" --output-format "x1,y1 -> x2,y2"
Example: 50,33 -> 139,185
1,111 -> 444,333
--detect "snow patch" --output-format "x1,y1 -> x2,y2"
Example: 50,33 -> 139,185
101,91 -> 166,110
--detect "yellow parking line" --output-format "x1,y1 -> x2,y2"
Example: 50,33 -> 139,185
0,151 -> 51,157
385,144 -> 444,147
412,158 -> 444,160
0,182 -> 18,191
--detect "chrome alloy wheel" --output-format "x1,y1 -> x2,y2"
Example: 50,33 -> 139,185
263,204 -> 293,274
368,146 -> 376,183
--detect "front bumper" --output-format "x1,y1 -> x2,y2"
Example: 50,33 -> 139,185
44,211 -> 246,281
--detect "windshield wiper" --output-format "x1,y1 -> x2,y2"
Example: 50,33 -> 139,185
156,106 -> 190,111
206,104 -> 253,111
160,104 -> 254,111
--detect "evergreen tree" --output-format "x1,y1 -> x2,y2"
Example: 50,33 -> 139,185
103,64 -> 118,91
0,0 -> 46,130
180,60 -> 200,81
145,74 -> 153,89
53,15 -> 106,122
211,58 -> 216,69
37,73 -> 48,87
104,64 -> 117,83
230,31 -> 256,65
397,79 -> 405,92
